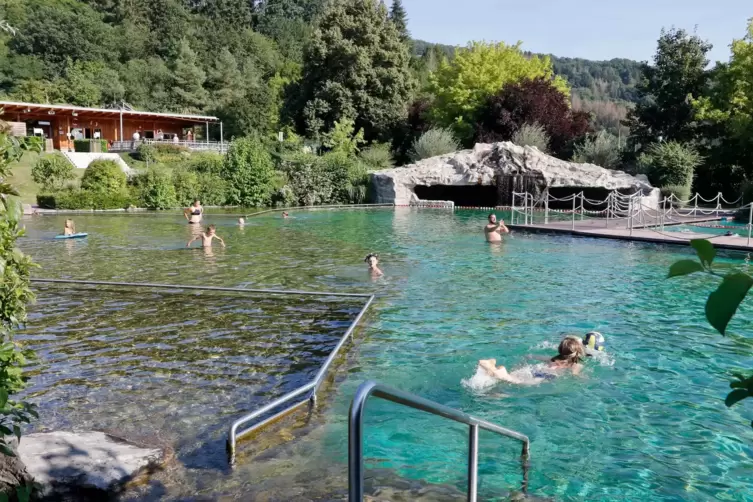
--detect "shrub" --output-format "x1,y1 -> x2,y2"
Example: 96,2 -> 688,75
359,143 -> 394,170
221,137 -> 276,207
172,168 -> 199,207
272,185 -> 297,208
322,118 -> 365,155
137,143 -> 188,164
73,139 -> 108,152
134,167 -> 178,209
409,128 -> 459,162
187,152 -> 224,174
137,143 -> 156,163
31,153 -> 75,190
661,184 -> 692,205
196,172 -> 228,206
80,160 -> 127,193
512,123 -> 550,153
637,141 -> 701,188
37,189 -> 132,210
572,131 -> 621,169
278,152 -> 332,206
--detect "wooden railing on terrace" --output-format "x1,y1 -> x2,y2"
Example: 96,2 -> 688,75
108,139 -> 227,154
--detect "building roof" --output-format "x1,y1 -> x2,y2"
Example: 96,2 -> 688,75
0,101 -> 220,123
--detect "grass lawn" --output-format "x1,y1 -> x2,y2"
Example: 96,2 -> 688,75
6,152 -> 85,205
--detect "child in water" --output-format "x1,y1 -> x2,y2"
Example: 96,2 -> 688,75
238,217 -> 245,226
63,219 -> 75,236
479,336 -> 585,385
186,224 -> 226,249
365,253 -> 383,277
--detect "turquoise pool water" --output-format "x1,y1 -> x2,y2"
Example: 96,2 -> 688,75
16,209 -> 753,501
662,221 -> 750,237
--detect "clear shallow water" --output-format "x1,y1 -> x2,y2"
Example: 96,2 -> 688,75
15,209 -> 753,501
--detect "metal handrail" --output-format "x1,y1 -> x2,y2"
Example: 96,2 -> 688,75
349,381 -> 530,502
29,278 -> 375,465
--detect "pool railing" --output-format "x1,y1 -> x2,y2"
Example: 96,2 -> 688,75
29,278 -> 375,465
349,380 -> 530,502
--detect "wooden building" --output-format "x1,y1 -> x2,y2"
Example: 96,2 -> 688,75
0,101 -> 221,152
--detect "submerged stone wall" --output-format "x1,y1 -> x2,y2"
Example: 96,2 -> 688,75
371,142 -> 659,208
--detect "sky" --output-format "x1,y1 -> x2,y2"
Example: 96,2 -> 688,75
400,0 -> 752,63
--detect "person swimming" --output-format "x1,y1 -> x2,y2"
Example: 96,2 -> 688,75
365,253 -> 383,277
184,199 -> 203,224
478,336 -> 585,385
186,224 -> 225,249
282,211 -> 289,219
238,217 -> 245,226
484,213 -> 509,242
63,219 -> 75,236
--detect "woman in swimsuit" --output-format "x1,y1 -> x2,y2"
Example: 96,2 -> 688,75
479,336 -> 585,385
184,199 -> 203,224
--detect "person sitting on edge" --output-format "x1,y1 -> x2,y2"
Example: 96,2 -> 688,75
187,224 -> 225,249
364,253 -> 383,277
63,219 -> 75,236
478,336 -> 585,385
484,213 -> 509,242
184,199 -> 203,224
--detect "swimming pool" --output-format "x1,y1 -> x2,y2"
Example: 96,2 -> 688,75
661,220 -> 750,237
17,209 -> 753,501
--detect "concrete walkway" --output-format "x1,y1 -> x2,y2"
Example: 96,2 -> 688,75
509,213 -> 753,252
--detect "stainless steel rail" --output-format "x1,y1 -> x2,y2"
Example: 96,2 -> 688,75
30,278 -> 375,465
349,381 -> 530,502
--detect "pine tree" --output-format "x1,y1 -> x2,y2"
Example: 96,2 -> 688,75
207,48 -> 244,107
389,0 -> 409,42
170,39 -> 208,113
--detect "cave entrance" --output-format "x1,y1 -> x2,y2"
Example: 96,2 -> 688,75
547,187 -> 632,211
414,185 -> 498,207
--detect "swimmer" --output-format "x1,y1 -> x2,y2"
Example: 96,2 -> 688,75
238,217 -> 245,226
479,336 -> 585,384
186,224 -> 225,249
282,211 -> 289,219
365,253 -> 383,277
63,219 -> 75,236
184,199 -> 203,224
484,213 -> 509,242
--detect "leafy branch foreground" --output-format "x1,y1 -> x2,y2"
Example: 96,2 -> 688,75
668,239 -> 753,424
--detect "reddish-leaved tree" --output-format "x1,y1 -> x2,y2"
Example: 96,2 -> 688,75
474,77 -> 591,159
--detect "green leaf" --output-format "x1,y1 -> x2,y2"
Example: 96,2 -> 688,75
668,259 -> 704,278
691,239 -> 716,268
706,273 -> 753,335
0,425 -> 12,436
0,389 -> 8,410
725,388 -> 750,407
0,443 -> 16,457
13,425 -> 20,441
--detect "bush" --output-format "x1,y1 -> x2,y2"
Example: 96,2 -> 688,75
73,139 -> 108,152
221,137 -> 276,207
187,152 -> 224,174
137,143 -> 188,164
359,143 -> 394,170
137,143 -> 156,163
31,153 -> 75,190
172,168 -> 199,207
512,123 -> 550,152
637,141 -> 702,188
134,167 -> 178,209
572,131 -> 621,169
661,184 -> 692,205
409,128 -> 459,162
196,172 -> 228,206
81,160 -> 127,193
37,189 -> 133,210
278,152 -> 333,206
272,184 -> 297,208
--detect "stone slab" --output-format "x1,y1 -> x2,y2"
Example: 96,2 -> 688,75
18,431 -> 162,494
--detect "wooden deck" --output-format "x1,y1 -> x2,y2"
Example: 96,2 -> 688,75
508,212 -> 753,252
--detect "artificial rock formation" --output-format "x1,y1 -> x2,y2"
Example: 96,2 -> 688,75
371,142 -> 659,207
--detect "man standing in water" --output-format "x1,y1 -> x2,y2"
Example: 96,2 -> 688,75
484,213 -> 509,242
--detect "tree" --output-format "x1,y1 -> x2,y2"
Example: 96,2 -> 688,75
294,0 -> 415,141
624,28 -> 711,156
221,136 -> 277,207
427,42 -> 570,142
637,141 -> 701,202
474,77 -> 590,159
322,118 -> 365,155
206,48 -> 244,107
169,39 -> 208,113
389,0 -> 409,43
572,130 -> 621,169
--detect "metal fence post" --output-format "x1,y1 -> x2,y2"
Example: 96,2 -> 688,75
748,203 -> 752,247
628,198 -> 633,236
694,196 -> 698,218
523,194 -> 528,226
468,424 -> 479,502
544,188 -> 549,225
580,192 -> 584,221
571,195 -> 576,231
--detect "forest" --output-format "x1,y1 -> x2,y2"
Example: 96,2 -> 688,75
1,0 -> 751,206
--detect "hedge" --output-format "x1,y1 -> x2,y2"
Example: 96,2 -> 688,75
73,139 -> 109,153
37,190 -> 133,210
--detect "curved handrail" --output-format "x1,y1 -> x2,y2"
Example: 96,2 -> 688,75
349,380 -> 530,502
